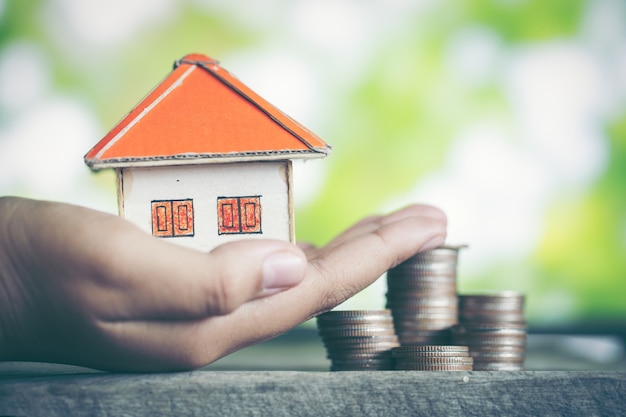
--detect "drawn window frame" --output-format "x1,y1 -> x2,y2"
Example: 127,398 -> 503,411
151,199 -> 195,237
217,196 -> 262,235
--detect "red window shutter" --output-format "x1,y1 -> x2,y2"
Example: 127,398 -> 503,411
152,201 -> 173,237
173,200 -> 194,236
218,197 -> 241,234
240,197 -> 261,233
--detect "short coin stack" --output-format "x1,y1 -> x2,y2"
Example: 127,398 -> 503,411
386,246 -> 464,345
391,345 -> 473,371
452,292 -> 527,370
316,310 -> 399,371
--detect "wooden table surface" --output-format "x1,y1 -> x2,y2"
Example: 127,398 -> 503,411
1,366 -> 624,417
1,329 -> 625,416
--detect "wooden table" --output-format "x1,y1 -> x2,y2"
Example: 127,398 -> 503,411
1,329 -> 625,416
0,365 -> 624,416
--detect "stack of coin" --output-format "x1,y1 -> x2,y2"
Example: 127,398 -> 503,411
452,292 -> 527,370
391,345 -> 473,371
459,291 -> 526,324
316,310 -> 399,371
386,246 -> 465,345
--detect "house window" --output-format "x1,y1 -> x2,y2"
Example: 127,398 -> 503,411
217,196 -> 262,235
151,199 -> 194,237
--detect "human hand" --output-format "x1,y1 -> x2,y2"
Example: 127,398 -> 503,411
0,197 -> 446,372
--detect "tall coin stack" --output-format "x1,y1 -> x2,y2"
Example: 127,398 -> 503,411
452,292 -> 527,370
385,246 -> 464,346
316,310 -> 400,371
391,345 -> 473,371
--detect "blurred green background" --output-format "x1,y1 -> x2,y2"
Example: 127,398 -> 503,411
1,0 -> 625,326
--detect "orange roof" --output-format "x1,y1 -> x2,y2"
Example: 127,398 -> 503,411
85,53 -> 331,169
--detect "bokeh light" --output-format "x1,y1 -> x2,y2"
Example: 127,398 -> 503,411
1,0 -> 625,326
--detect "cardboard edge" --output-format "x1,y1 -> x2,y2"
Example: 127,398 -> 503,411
286,160 -> 295,243
116,168 -> 125,217
85,150 -> 330,171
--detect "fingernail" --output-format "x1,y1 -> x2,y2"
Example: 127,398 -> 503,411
262,252 -> 306,291
421,235 -> 445,252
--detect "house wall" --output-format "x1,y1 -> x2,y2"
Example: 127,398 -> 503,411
119,161 -> 293,252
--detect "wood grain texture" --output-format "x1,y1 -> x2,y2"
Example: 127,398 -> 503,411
0,370 -> 624,416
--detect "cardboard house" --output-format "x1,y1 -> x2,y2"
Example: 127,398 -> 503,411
85,53 -> 331,252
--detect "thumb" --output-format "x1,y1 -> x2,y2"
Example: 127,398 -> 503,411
208,239 -> 308,312
107,237 -> 307,321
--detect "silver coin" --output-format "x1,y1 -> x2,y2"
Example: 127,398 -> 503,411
468,345 -> 526,354
387,272 -> 458,280
318,322 -> 395,332
394,363 -> 473,371
392,304 -> 458,313
398,335 -> 452,345
459,293 -> 525,312
452,323 -> 527,334
323,337 -> 400,346
452,336 -> 528,346
393,309 -> 458,317
317,310 -> 393,323
327,351 -> 392,360
319,327 -> 396,337
394,319 -> 458,328
387,288 -> 458,297
459,312 -> 526,324
392,345 -> 468,353
317,318 -> 395,327
395,356 -> 474,365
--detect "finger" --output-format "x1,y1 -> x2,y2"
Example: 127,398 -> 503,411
320,204 -> 446,252
90,225 -> 307,321
309,214 -> 447,302
296,241 -> 317,256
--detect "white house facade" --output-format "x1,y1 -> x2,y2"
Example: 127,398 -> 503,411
118,161 -> 293,252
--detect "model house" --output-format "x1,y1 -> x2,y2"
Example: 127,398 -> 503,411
84,53 -> 330,252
